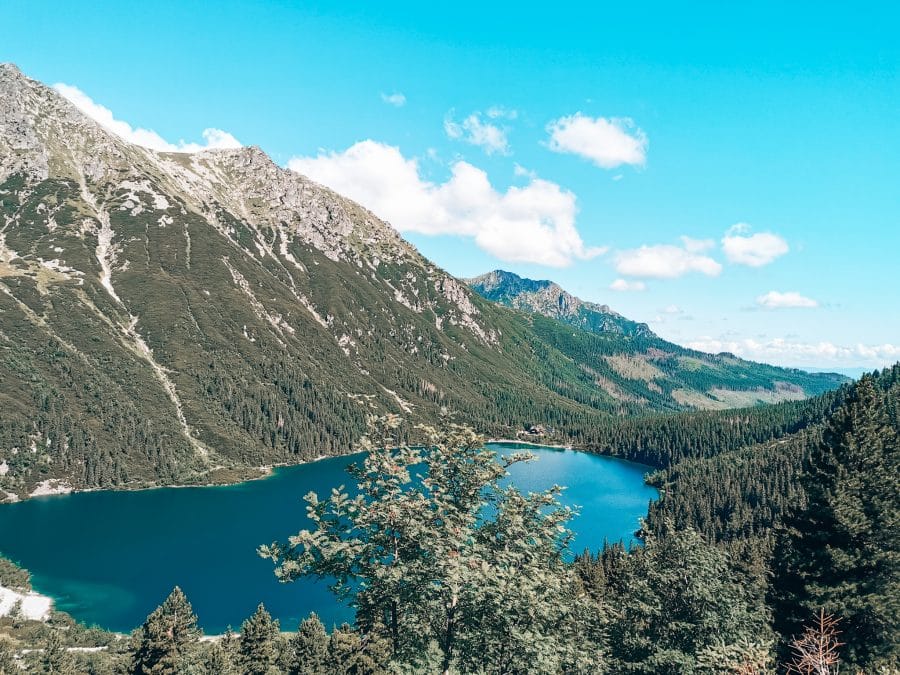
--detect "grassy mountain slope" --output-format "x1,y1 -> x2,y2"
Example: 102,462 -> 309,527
0,64 -> 845,499
469,269 -> 844,410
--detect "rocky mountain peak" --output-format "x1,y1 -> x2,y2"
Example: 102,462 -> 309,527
468,269 -> 652,338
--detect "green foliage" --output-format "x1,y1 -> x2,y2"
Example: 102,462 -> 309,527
41,629 -> 76,674
325,623 -> 391,674
130,586 -> 202,674
0,557 -> 30,591
289,613 -> 329,675
0,638 -> 16,675
695,639 -> 774,674
769,375 -> 900,670
238,603 -> 281,675
202,629 -> 238,675
582,528 -> 766,674
262,415 -> 604,672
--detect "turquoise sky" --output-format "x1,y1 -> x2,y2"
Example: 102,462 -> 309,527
3,1 -> 898,370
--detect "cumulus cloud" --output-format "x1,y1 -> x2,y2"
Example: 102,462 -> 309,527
288,140 -> 605,266
615,242 -> 722,279
721,224 -> 789,267
546,113 -> 647,169
756,291 -> 819,309
444,112 -> 510,155
686,337 -> 900,369
53,83 -> 241,153
609,278 -> 646,292
380,92 -> 406,107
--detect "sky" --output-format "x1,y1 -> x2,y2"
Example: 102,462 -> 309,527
3,1 -> 898,372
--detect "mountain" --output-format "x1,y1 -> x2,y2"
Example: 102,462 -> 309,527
0,64 -> 846,499
468,269 -> 848,408
468,270 -> 653,338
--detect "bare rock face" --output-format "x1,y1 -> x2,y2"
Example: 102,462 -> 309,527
0,63 -> 494,345
467,269 -> 652,338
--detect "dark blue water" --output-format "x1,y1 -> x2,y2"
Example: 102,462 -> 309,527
0,444 -> 655,632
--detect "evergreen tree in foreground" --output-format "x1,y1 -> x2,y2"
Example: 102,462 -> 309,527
131,586 -> 202,674
769,376 -> 900,669
261,414 -> 604,673
601,527 -> 765,674
289,613 -> 329,675
239,603 -> 281,675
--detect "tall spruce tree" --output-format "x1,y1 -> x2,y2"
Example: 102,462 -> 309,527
131,586 -> 202,675
769,376 -> 900,669
238,603 -> 281,675
289,613 -> 329,675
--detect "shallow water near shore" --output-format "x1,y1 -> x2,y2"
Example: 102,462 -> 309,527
0,443 -> 656,633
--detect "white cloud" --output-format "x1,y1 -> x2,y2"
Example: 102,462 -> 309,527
288,140 -> 605,266
680,236 -> 715,253
609,278 -> 646,292
756,291 -> 819,309
721,224 -> 789,267
686,336 -> 900,369
380,92 -> 406,107
53,83 -> 241,153
615,243 -> 722,279
486,106 -> 518,120
513,163 -> 537,179
444,112 -> 510,155
546,113 -> 647,169
662,304 -> 683,314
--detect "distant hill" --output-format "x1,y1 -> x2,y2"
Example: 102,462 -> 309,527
468,269 -> 847,411
0,64 -> 847,499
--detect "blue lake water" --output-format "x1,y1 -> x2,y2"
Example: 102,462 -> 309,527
0,444 -> 656,632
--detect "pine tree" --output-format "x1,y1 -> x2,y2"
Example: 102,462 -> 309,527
131,586 -> 202,675
605,528 -> 764,674
325,624 -> 390,675
770,376 -> 900,669
238,603 -> 280,675
261,415 -> 603,672
289,613 -> 329,675
41,630 -> 76,674
201,627 -> 238,675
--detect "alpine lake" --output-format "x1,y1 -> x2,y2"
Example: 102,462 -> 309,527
0,443 -> 657,633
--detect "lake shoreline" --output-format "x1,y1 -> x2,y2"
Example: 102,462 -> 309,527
2,441 -> 653,506
487,437 -> 574,450
0,582 -> 53,621
3,440 -> 587,504
1,454 -> 339,504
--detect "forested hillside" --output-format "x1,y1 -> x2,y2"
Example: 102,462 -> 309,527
0,64 -> 845,500
470,269 -> 844,411
577,364 -> 900,672
2,369 -> 896,672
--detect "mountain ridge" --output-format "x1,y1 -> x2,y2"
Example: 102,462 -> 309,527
467,269 -> 654,338
0,64 -> 846,499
